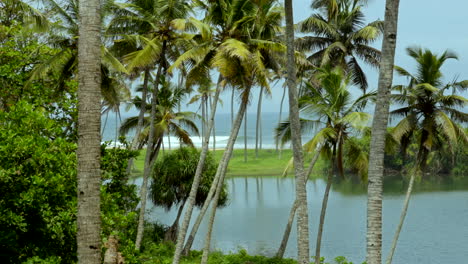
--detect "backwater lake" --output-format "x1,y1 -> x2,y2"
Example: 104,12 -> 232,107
134,175 -> 468,264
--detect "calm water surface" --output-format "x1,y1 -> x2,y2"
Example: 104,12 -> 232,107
141,176 -> 468,264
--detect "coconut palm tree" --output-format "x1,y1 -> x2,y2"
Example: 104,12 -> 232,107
170,1 -> 283,261
385,47 -> 468,264
109,0 -> 193,250
366,1 -> 400,263
28,0 -> 127,93
276,66 -> 372,261
0,0 -> 49,28
284,0 -> 310,262
296,0 -> 383,92
76,0 -> 102,262
119,80 -> 199,152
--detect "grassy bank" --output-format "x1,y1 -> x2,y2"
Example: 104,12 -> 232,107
132,148 -> 327,177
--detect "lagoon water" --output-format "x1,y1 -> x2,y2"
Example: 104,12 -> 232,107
138,176 -> 468,264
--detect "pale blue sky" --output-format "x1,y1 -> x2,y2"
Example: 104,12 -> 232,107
193,0 -> 468,114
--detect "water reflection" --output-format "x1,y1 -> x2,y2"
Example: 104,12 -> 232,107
139,175 -> 468,264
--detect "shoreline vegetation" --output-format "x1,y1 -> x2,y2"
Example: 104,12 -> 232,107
132,148 -> 328,178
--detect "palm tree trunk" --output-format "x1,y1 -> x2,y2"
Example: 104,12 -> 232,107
386,137 -> 427,264
255,86 -> 264,158
385,172 -> 415,264
276,145 -> 322,259
135,44 -> 165,250
167,133 -> 171,150
209,95 -> 216,151
231,88 -> 235,126
127,69 -> 150,174
244,110 -> 248,162
201,95 -> 206,143
285,0 -> 310,263
277,86 -> 286,156
77,0 -> 102,262
366,1 -> 400,263
102,111 -> 109,137
314,172 -> 333,264
200,87 -> 250,264
172,77 -> 223,264
276,200 -> 298,258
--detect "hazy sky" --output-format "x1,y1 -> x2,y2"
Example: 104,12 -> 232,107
186,0 -> 468,114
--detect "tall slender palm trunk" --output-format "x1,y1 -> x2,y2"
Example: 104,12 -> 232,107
285,0 -> 310,262
200,88 -> 250,264
276,146 -> 322,258
386,138 -> 428,264
244,110 -> 248,162
209,95 -> 216,151
172,78 -> 223,264
127,69 -> 150,174
255,86 -> 264,158
135,46 -> 165,250
366,1 -> 400,263
77,0 -> 102,262
277,86 -> 286,156
385,173 -> 415,264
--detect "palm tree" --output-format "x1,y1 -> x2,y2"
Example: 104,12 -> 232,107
120,81 -> 199,152
28,0 -> 127,93
276,66 -> 372,261
385,47 -> 468,264
366,1 -> 400,263
109,0 -> 193,250
296,0 -> 383,91
284,0 -> 310,262
170,1 -> 283,261
77,0 -> 102,262
0,0 -> 49,28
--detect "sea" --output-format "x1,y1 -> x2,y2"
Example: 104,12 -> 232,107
101,111 -> 302,149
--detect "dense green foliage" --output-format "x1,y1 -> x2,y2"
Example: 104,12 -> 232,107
0,102 -> 77,263
151,147 -> 228,210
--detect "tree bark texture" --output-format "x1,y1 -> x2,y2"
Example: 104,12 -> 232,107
77,0 -> 102,263
135,48 -> 165,250
200,88 -> 250,264
366,1 -> 400,264
277,86 -> 287,155
172,77 -> 222,264
285,0 -> 310,262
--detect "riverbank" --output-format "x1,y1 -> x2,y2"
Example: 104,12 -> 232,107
132,148 -> 327,177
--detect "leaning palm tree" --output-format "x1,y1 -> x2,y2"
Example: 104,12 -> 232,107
385,47 -> 468,264
366,1 -> 400,263
296,0 -> 383,91
77,0 -> 102,262
276,66 -> 372,262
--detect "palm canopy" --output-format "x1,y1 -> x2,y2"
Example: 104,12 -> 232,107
169,0 -> 284,99
276,66 -> 374,178
296,0 -> 382,91
108,0 -> 193,73
391,47 -> 468,170
28,0 -> 129,107
119,79 -> 199,148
